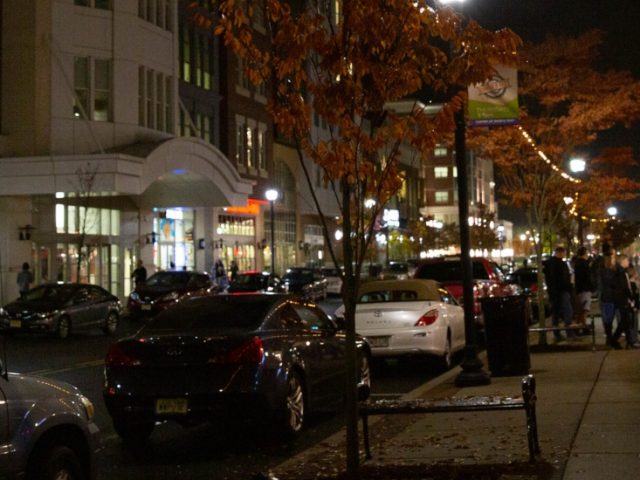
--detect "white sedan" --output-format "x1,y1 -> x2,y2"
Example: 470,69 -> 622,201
334,279 -> 465,370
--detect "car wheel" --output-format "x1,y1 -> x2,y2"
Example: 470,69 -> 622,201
56,316 -> 71,339
28,444 -> 84,480
279,371 -> 305,439
358,353 -> 372,390
113,417 -> 155,443
437,333 -> 453,372
103,312 -> 119,335
357,352 -> 372,401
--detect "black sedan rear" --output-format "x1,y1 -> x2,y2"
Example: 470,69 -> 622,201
1,283 -> 121,339
103,294 -> 371,442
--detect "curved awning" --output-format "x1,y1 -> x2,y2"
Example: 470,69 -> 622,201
0,137 -> 254,208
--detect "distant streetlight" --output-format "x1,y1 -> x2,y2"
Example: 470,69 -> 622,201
607,206 -> 618,217
265,189 -> 279,273
563,196 -> 574,205
569,158 -> 586,173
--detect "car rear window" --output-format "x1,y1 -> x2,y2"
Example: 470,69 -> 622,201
145,272 -> 190,287
358,290 -> 418,303
147,296 -> 277,332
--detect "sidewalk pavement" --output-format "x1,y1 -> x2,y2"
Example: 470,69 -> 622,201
270,329 -> 640,480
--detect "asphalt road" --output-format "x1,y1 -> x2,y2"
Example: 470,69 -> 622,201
4,297 -> 443,479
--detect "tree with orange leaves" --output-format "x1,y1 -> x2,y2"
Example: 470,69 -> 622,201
468,30 -> 640,339
193,1 -> 520,476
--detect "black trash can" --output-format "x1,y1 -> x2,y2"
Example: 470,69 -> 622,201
481,295 -> 531,377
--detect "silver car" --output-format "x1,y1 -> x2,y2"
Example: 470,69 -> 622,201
0,323 -> 100,479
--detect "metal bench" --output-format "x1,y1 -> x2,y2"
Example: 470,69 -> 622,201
359,374 -> 540,462
528,315 -> 596,349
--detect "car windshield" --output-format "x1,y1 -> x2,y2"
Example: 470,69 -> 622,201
145,272 -> 190,287
21,285 -> 76,302
283,270 -> 313,282
416,261 -> 490,281
147,296 -> 277,332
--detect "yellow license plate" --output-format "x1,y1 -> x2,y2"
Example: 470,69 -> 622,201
141,304 -> 152,311
10,319 -> 21,329
155,398 -> 188,415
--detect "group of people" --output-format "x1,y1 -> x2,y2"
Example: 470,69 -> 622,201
211,258 -> 238,289
544,243 -> 639,349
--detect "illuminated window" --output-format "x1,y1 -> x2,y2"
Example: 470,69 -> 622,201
435,191 -> 449,203
434,145 -> 448,157
434,166 -> 448,178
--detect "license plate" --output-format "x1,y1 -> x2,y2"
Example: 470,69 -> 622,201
141,304 -> 152,311
155,398 -> 188,415
10,319 -> 21,329
367,336 -> 389,348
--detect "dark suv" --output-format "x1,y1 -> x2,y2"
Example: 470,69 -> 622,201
413,256 -> 522,328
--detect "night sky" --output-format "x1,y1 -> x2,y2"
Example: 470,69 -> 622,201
463,0 -> 640,221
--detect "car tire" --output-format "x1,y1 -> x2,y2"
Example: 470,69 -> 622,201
56,316 -> 71,340
277,371 -> 305,439
28,444 -> 84,480
437,333 -> 453,372
113,417 -> 155,443
103,312 -> 119,335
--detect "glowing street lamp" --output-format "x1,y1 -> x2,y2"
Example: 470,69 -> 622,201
569,158 -> 586,173
265,189 -> 279,273
607,206 -> 618,217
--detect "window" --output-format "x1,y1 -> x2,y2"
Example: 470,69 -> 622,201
246,126 -> 254,168
235,122 -> 244,166
257,129 -> 266,170
237,55 -> 250,91
75,0 -> 110,9
138,0 -> 172,30
434,166 -> 448,178
435,191 -> 449,203
181,26 -> 191,82
138,66 -> 173,133
73,57 -> 111,122
434,145 -> 448,157
453,166 -> 458,178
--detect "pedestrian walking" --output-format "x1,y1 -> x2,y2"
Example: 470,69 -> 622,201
543,246 -> 574,342
17,262 -> 34,297
131,259 -> 147,287
229,259 -> 239,283
572,246 -> 594,329
213,258 -> 228,289
609,254 -> 638,349
597,249 -> 617,345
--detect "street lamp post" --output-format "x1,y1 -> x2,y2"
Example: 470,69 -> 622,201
265,189 -> 279,273
440,0 -> 490,387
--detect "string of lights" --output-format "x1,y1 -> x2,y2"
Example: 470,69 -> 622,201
516,126 -> 613,223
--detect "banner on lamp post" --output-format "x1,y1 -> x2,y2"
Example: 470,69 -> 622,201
468,64 -> 519,127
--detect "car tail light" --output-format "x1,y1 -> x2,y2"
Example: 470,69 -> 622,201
105,343 -> 141,367
415,309 -> 439,327
208,337 -> 264,365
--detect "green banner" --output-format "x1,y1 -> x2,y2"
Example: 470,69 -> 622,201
468,64 -> 519,127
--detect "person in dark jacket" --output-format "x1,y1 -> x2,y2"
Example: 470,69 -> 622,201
543,246 -> 574,342
572,247 -> 594,327
597,250 -> 617,345
609,254 -> 638,349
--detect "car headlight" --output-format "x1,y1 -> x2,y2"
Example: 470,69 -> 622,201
80,396 -> 95,421
159,291 -> 180,302
35,311 -> 56,320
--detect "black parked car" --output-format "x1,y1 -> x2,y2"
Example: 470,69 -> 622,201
282,268 -> 328,301
227,271 -> 285,293
104,294 -> 371,441
127,270 -> 214,319
1,283 -> 121,339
